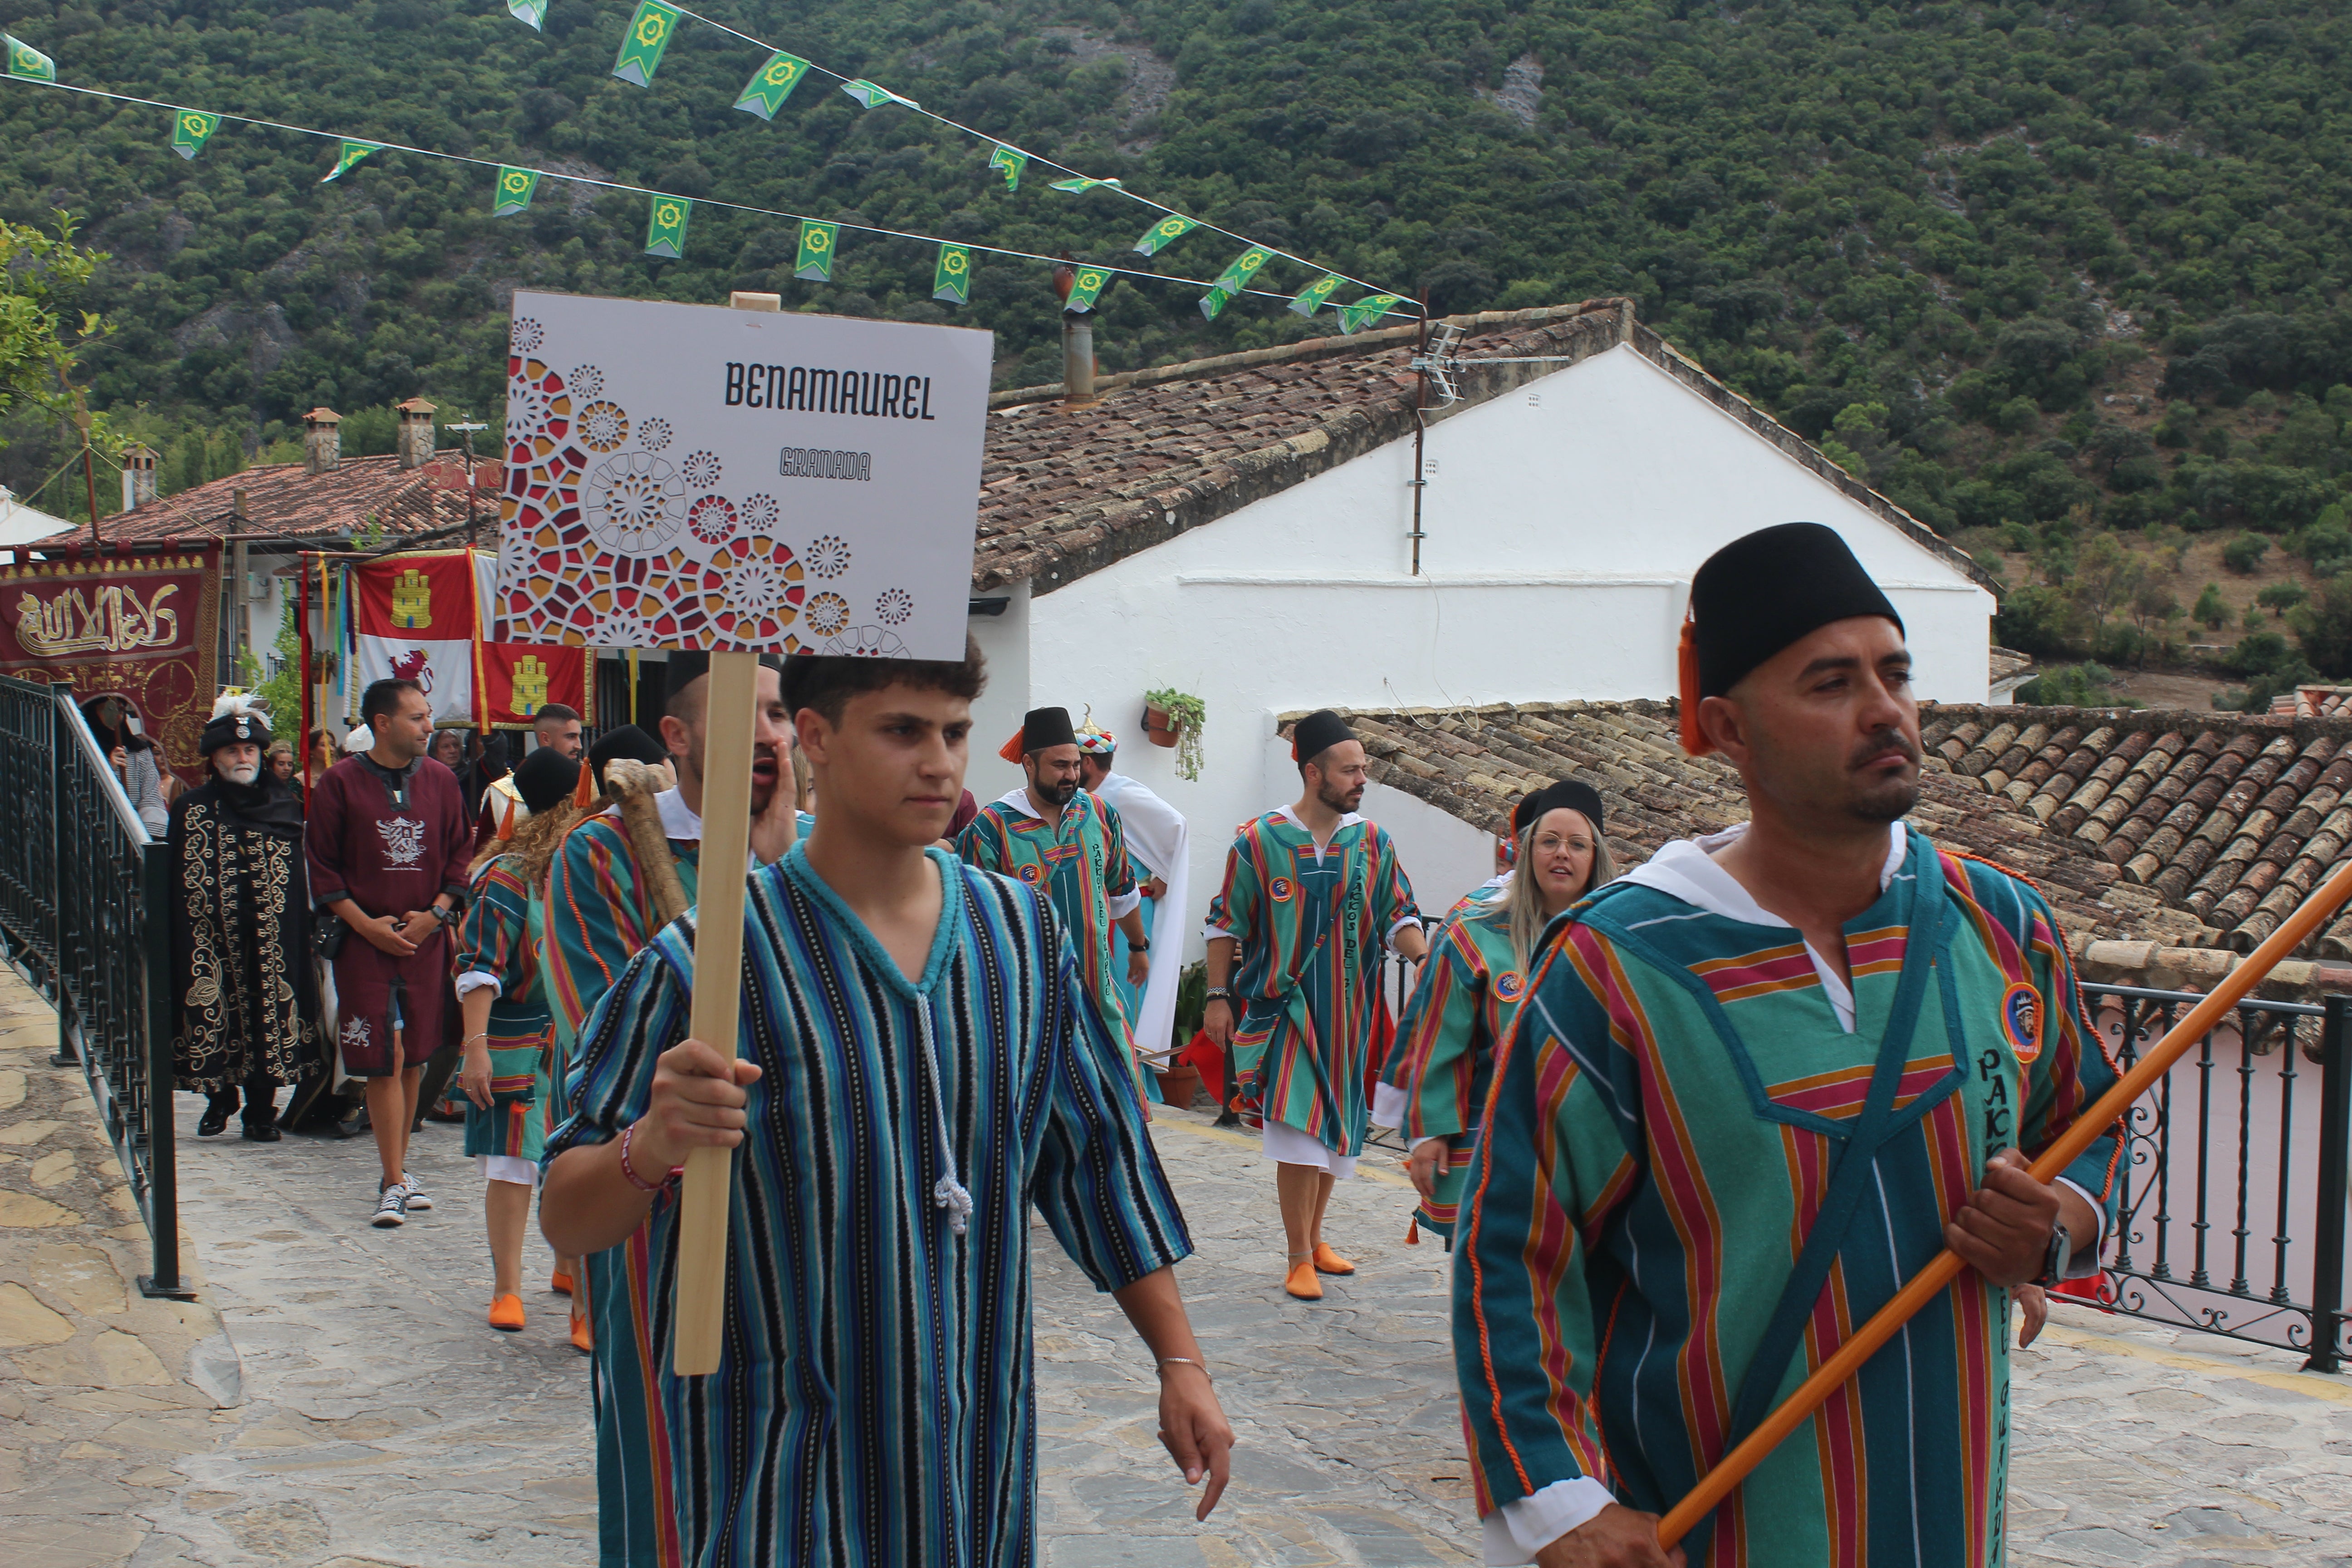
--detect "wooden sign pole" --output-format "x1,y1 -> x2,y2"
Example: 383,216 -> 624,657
1657,854 -> 2352,1547
670,290 -> 783,1379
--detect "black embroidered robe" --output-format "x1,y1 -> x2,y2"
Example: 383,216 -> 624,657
170,775 -> 319,1091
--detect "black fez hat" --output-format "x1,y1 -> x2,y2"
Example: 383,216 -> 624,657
1514,779 -> 1606,838
199,694 -> 272,755
998,706 -> 1078,763
1680,522 -> 1903,755
514,745 -> 583,815
664,651 -> 785,689
1290,709 -> 1356,764
588,724 -> 669,790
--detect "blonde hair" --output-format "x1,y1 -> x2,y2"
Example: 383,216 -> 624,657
1505,812 -> 1616,973
471,800 -> 586,887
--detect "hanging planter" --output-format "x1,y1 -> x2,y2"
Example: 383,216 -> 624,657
1143,688 -> 1205,781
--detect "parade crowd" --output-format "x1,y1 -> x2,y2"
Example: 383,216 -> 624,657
156,523 -> 2123,1568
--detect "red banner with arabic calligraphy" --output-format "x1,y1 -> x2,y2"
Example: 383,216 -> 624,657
0,551 -> 221,779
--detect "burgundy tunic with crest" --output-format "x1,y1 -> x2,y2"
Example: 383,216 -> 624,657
305,755 -> 472,1074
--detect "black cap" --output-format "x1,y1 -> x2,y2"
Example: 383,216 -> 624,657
1022,706 -> 1078,752
588,724 -> 670,791
1290,709 -> 1356,764
1514,779 -> 1606,838
199,696 -> 272,755
663,651 -> 786,689
1690,523 -> 1903,699
513,745 -> 583,814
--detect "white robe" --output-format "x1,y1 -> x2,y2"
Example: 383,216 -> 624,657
1093,771 -> 1189,1067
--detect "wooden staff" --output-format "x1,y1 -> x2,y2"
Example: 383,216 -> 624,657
1658,855 -> 2352,1548
671,289 -> 784,1378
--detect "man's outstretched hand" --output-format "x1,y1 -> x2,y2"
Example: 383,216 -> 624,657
1154,1362 -> 1235,1522
1534,1504 -> 1686,1567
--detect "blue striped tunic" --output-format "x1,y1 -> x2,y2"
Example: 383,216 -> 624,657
546,845 -> 1193,1568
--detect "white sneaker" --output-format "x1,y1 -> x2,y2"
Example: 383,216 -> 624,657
397,1173 -> 432,1211
372,1183 -> 407,1228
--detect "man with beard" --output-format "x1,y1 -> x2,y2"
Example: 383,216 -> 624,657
308,678 -> 475,1226
1454,524 -> 2123,1568
959,706 -> 1151,1097
1203,709 -> 1426,1300
172,695 -> 318,1140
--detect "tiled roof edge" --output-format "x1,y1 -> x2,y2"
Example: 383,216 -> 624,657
985,299 -> 1625,409
1923,701 -> 2352,749
1000,307 -> 1637,595
1621,324 -> 1996,595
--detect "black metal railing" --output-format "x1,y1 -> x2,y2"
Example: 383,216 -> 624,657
0,676 -> 187,1299
2084,981 -> 2348,1372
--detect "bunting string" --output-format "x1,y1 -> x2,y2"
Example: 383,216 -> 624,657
0,73 -> 1414,323
622,0 -> 1412,312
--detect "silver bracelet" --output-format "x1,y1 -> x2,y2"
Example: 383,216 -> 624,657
1155,1356 -> 1210,1381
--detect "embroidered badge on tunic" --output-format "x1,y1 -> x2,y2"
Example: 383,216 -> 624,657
1269,876 -> 1294,902
2001,980 -> 2043,1064
1494,970 -> 1525,1003
1017,862 -> 1042,885
377,818 -> 427,866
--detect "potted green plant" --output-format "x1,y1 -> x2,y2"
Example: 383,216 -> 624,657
1142,688 -> 1205,781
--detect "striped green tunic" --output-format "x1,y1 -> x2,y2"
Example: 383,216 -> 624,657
546,846 -> 1193,1567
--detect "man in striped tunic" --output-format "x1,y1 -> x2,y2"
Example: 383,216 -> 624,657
541,642 -> 1230,1567
1455,524 -> 2122,1567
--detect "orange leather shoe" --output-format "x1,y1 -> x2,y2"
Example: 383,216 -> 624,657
1284,1254 -> 1323,1300
550,1269 -> 574,1296
1312,1244 -> 1357,1276
489,1294 -> 526,1332
569,1310 -> 594,1354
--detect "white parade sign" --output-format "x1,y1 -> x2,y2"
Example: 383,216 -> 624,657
494,290 -> 991,661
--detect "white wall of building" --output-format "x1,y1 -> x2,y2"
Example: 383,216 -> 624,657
1003,341 -> 1994,959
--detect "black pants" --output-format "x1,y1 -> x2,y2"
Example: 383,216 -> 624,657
207,1070 -> 281,1123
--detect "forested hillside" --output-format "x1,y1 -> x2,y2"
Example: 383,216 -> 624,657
5,0 -> 2352,681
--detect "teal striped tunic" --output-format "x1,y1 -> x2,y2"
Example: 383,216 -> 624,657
546,845 -> 1193,1568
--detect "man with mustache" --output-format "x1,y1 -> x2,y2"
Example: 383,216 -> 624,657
958,706 -> 1153,1099
1454,523 -> 2124,1568
1203,709 -> 1427,1300
172,693 -> 318,1142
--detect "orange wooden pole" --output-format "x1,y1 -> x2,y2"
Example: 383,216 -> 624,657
1658,854 -> 2352,1548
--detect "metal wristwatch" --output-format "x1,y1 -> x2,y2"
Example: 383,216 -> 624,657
2035,1219 -> 2073,1287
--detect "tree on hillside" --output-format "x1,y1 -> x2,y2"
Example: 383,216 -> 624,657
2193,583 -> 2229,630
0,213 -> 107,425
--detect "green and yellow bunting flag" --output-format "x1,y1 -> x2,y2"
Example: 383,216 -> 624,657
1063,265 -> 1110,314
988,145 -> 1026,191
1289,274 -> 1344,317
795,220 -> 837,281
1338,293 -> 1406,334
645,195 -> 691,259
934,244 -> 972,305
321,141 -> 379,183
611,0 -> 678,88
839,80 -> 913,110
1132,214 -> 1197,257
1050,176 -> 1123,194
170,109 -> 220,161
1198,287 -> 1232,322
493,166 -> 539,217
507,0 -> 546,30
5,32 -> 55,82
1210,245 -> 1274,297
735,52 -> 808,119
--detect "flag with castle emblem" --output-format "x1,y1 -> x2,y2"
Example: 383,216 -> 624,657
933,244 -> 972,304
645,196 -> 691,259
170,109 -> 220,160
735,51 -> 808,119
4,32 -> 54,82
348,550 -> 589,731
492,166 -> 539,217
611,0 -> 678,87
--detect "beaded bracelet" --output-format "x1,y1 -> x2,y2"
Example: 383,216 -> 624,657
619,1122 -> 681,1194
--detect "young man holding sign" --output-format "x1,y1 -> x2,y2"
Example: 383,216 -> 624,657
540,644 -> 1230,1566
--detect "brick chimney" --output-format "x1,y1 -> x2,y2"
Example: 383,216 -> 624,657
395,397 -> 437,470
303,407 -> 342,475
120,443 -> 158,511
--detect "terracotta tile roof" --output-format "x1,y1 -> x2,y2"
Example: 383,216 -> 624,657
1313,701 -> 2207,946
2282,684 -> 2352,719
1921,703 -> 2352,956
974,299 -> 1990,595
32,453 -> 486,551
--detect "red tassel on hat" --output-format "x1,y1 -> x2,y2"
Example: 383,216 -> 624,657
573,760 -> 596,808
997,730 -> 1026,764
1677,614 -> 1714,758
1404,1219 -> 1420,1245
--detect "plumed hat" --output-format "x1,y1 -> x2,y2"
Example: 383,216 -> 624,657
199,692 -> 273,755
1679,522 -> 1903,756
997,706 -> 1078,764
514,745 -> 583,816
1514,778 -> 1606,838
1289,709 -> 1356,764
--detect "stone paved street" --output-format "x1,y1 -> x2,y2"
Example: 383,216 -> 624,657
3,963 -> 2350,1567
